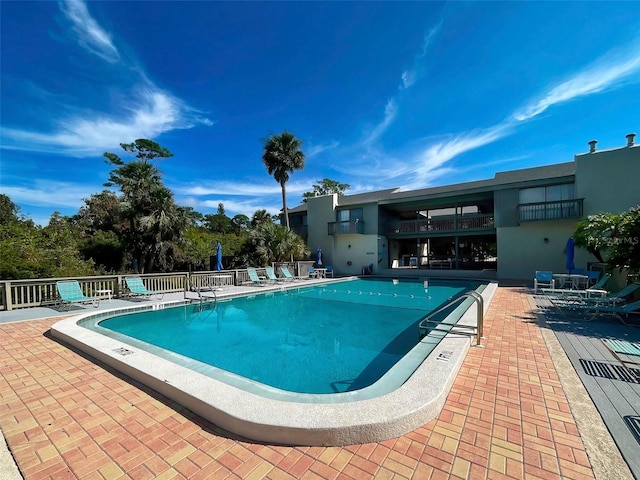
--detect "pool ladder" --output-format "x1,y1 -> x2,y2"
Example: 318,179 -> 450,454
185,277 -> 218,310
418,291 -> 484,347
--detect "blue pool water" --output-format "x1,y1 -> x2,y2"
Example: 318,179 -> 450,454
96,278 -> 481,394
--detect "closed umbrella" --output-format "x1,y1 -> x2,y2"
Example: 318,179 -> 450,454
316,247 -> 323,266
565,237 -> 575,273
215,241 -> 223,271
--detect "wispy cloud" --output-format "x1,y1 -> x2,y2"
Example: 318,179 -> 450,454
1,181 -> 98,209
60,0 -> 120,63
195,198 -> 282,216
514,42 -> 640,122
176,179 -> 312,198
361,99 -> 398,146
401,21 -> 441,90
1,88 -> 211,156
354,37 -> 640,192
1,0 -> 212,156
305,140 -> 340,158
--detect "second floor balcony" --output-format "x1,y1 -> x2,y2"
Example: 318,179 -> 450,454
328,219 -> 365,235
386,213 -> 495,237
518,199 -> 583,223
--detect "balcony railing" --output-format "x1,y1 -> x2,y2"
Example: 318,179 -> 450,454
328,220 -> 365,235
386,213 -> 495,236
518,199 -> 583,222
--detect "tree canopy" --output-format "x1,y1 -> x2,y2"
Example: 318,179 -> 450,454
302,178 -> 350,203
103,140 -> 186,273
262,131 -> 305,229
574,204 -> 640,276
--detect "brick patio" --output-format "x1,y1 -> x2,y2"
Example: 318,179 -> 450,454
0,287 -> 605,479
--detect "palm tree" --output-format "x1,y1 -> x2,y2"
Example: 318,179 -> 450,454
104,139 -> 186,272
249,222 -> 309,265
262,131 -> 305,229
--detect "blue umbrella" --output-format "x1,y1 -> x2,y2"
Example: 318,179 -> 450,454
316,247 -> 323,266
565,237 -> 575,273
215,241 -> 223,271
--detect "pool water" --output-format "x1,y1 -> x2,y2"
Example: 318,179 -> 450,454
96,278 -> 480,394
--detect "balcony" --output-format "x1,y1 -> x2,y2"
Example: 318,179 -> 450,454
518,199 -> 583,223
328,220 -> 365,235
386,213 -> 495,237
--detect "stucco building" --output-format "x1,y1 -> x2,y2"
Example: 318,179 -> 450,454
288,134 -> 639,283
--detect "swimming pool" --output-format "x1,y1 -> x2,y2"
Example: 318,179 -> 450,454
51,276 -> 496,445
93,278 -> 478,395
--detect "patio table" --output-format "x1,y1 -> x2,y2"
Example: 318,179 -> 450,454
553,273 -> 589,290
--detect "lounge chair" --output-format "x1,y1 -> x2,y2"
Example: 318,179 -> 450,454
534,271 -> 554,294
607,282 -> 640,299
602,339 -> 640,379
553,298 -> 640,322
56,280 -> 99,311
125,276 -> 164,299
585,273 -> 611,294
246,267 -> 268,286
265,266 -> 285,283
279,266 -> 303,282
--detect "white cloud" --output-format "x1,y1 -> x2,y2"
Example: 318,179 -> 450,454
60,0 -> 120,63
401,21 -> 441,90
1,181 -> 98,209
514,43 -> 640,122
176,178 -> 313,197
361,99 -> 398,146
0,1 -> 212,157
1,88 -> 212,156
306,141 -> 340,158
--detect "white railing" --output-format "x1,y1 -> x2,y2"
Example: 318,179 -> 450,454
0,272 -> 188,311
0,262 -> 319,311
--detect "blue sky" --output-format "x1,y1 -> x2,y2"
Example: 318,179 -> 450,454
2,1 -> 639,226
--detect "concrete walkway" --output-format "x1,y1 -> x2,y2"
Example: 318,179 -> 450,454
0,286 -> 633,479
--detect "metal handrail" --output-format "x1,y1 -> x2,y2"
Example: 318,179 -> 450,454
418,291 -> 484,347
185,277 -> 217,309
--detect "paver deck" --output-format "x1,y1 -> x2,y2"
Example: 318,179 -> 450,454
0,287 -> 632,479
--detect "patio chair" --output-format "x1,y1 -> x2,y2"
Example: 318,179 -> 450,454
361,263 -> 374,275
308,267 -> 318,278
265,266 -> 285,283
602,339 -> 640,380
279,266 -> 303,282
246,267 -> 268,286
586,270 -> 603,286
534,271 -> 554,294
56,280 -> 100,311
325,265 -> 334,278
125,276 -> 164,299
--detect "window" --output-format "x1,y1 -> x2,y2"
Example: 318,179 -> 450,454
519,183 -> 574,203
519,183 -> 577,221
337,208 -> 363,222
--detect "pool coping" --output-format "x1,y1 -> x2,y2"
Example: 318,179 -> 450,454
50,279 -> 497,446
